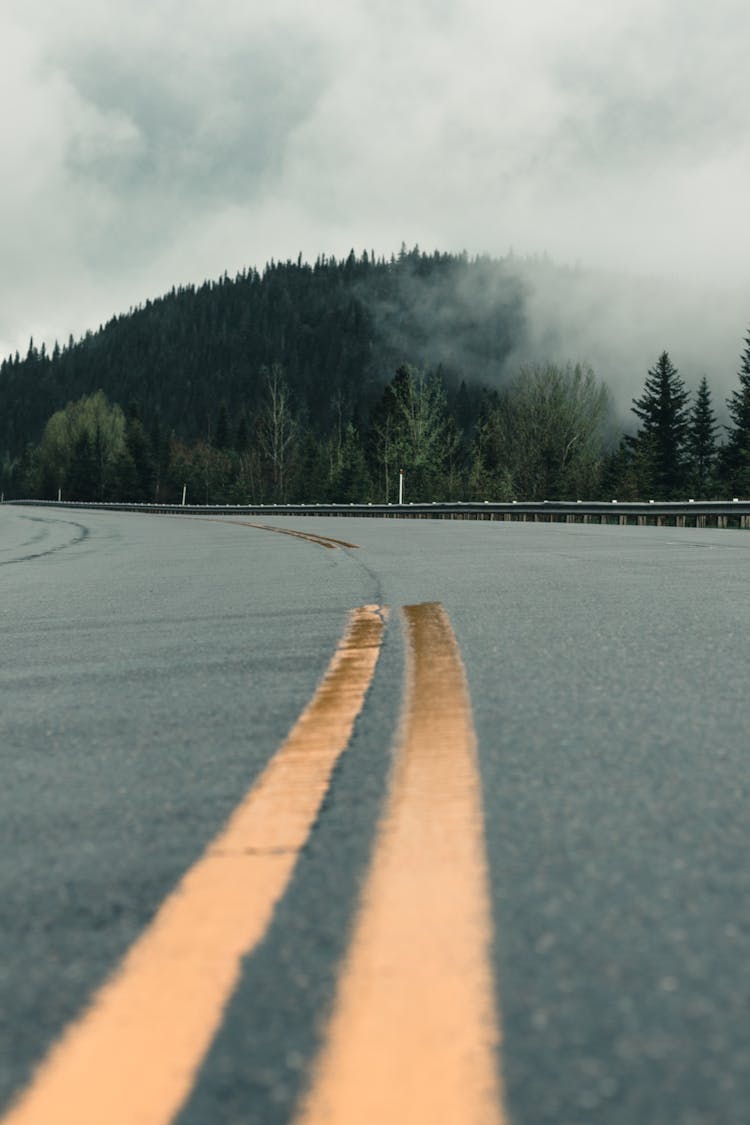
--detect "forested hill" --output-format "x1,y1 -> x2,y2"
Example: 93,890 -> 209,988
0,247 -> 526,457
4,247 -> 749,506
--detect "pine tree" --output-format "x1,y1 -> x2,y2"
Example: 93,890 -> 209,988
686,376 -> 718,497
599,439 -> 640,501
721,331 -> 750,494
149,415 -> 171,502
214,402 -> 230,450
235,412 -> 250,454
367,365 -> 455,501
334,423 -> 372,502
466,391 -> 514,500
627,352 -> 690,498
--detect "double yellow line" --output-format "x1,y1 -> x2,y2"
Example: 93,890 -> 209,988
3,603 -> 506,1125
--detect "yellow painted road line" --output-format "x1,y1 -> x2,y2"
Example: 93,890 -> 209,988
198,517 -> 360,550
296,601 -> 506,1125
2,605 -> 386,1125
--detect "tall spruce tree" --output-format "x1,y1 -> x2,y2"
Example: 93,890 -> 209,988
628,351 -> 690,498
686,376 -> 718,497
721,331 -> 750,494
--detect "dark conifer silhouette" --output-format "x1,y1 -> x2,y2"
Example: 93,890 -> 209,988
627,352 -> 690,498
0,249 -> 526,476
7,252 -> 750,506
720,331 -> 750,495
686,376 -> 718,497
214,402 -> 231,450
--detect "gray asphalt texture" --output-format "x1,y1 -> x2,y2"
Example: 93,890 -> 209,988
2,506 -> 750,1124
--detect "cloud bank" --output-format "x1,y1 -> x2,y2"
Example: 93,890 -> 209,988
2,0 -> 749,402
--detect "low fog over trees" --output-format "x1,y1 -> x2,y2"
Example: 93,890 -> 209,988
1,248 -> 749,502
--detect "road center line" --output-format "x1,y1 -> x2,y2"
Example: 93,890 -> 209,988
197,517 -> 360,550
1,604 -> 386,1125
295,601 -> 507,1125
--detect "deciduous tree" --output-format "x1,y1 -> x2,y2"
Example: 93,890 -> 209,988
506,362 -> 610,499
31,391 -> 126,500
256,364 -> 297,501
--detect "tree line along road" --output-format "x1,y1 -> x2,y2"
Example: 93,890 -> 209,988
2,506 -> 750,1124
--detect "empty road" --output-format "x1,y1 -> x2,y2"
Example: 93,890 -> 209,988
2,506 -> 750,1124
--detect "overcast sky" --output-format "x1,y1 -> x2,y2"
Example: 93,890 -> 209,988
3,0 -> 750,392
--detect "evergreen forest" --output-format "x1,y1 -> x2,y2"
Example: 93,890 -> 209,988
2,247 -> 750,505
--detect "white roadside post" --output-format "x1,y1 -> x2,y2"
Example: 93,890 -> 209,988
181,484 -> 187,507
399,468 -> 404,505
57,488 -> 61,502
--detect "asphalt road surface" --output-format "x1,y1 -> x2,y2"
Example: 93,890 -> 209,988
2,506 -> 750,1124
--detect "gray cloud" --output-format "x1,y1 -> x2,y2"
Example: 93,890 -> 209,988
64,38 -> 325,201
2,0 -> 749,405
504,262 -> 749,421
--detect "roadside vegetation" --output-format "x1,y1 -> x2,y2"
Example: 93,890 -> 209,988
1,249 -> 749,503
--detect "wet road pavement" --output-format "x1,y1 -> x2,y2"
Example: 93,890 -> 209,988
2,506 -> 750,1124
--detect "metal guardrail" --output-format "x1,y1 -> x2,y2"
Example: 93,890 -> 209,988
5,498 -> 750,528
